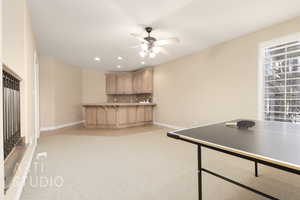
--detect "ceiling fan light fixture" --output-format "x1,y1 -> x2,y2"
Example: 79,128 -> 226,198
131,26 -> 179,59
152,46 -> 160,54
149,52 -> 156,58
139,51 -> 147,58
141,43 -> 148,51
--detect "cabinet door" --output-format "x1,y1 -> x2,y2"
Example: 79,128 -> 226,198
123,73 -> 133,94
118,107 -> 128,125
106,73 -> 117,94
127,106 -> 137,123
117,73 -> 133,94
136,106 -> 145,122
97,107 -> 106,125
137,71 -> 143,93
86,107 -> 97,125
144,106 -> 153,122
106,107 -> 117,125
116,73 -> 124,94
133,71 -> 143,93
132,71 -> 139,93
142,68 -> 153,93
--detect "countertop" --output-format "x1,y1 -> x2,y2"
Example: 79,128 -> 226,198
82,103 -> 156,107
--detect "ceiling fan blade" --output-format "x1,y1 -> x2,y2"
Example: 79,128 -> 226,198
130,33 -> 147,42
155,38 -> 180,46
157,47 -> 169,55
130,45 -> 140,49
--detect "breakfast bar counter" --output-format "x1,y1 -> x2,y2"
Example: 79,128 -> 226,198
82,103 -> 156,128
83,103 -> 156,107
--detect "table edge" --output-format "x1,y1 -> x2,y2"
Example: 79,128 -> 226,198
167,131 -> 300,172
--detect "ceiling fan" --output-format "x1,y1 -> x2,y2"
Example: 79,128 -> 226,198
131,27 -> 180,58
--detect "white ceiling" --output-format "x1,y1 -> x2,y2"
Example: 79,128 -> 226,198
28,0 -> 300,71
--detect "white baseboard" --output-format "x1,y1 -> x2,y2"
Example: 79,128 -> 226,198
40,120 -> 84,132
4,143 -> 36,200
153,122 -> 185,130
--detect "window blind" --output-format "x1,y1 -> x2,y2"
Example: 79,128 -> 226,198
264,40 -> 300,123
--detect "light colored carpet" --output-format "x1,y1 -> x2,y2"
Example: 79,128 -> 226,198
21,125 -> 300,200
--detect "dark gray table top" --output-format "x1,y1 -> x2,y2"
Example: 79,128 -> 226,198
168,120 -> 300,170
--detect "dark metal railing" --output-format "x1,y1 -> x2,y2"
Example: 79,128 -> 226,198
3,70 -> 21,160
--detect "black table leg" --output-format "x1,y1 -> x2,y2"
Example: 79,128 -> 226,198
255,161 -> 258,177
198,145 -> 202,200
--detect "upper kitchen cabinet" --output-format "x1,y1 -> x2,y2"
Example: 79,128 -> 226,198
106,72 -> 132,94
141,68 -> 153,93
132,70 -> 142,93
105,68 -> 153,94
117,72 -> 133,94
106,73 -> 117,94
133,68 -> 153,94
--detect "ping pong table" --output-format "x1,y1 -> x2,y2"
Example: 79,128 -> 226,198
167,120 -> 300,200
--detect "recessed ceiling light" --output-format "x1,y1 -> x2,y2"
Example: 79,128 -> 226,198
117,56 -> 123,60
94,57 -> 101,61
141,61 -> 145,65
117,65 -> 121,68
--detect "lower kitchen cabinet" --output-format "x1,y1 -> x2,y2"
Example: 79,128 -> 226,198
83,104 -> 155,128
144,106 -> 153,122
86,107 -> 97,126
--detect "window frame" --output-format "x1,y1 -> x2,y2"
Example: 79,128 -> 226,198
258,33 -> 300,121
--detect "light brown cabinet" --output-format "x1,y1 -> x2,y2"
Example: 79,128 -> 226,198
127,106 -> 137,124
133,68 -> 153,94
97,107 -> 106,125
118,107 -> 128,125
105,73 -> 117,94
136,106 -> 145,122
83,104 -> 155,128
144,106 -> 153,122
142,68 -> 153,93
133,70 -> 142,93
106,107 -> 117,125
105,68 -> 153,94
86,107 -> 97,126
116,72 -> 133,94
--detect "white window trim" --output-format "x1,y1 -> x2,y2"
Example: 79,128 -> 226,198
258,32 -> 300,121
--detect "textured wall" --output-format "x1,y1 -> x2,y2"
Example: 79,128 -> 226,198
39,56 -> 82,128
154,16 -> 300,128
81,68 -> 106,104
2,0 -> 38,198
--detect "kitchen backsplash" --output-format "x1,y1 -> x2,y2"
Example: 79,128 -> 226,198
107,94 -> 152,103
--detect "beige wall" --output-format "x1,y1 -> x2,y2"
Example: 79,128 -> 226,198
54,59 -> 82,126
2,0 -> 38,198
40,59 -> 108,129
24,4 -> 38,143
0,0 -> 3,198
3,0 -> 37,141
39,56 -> 83,128
82,68 -> 106,104
3,0 -> 25,75
39,56 -> 56,128
154,16 -> 300,128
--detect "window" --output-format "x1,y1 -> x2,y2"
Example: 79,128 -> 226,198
262,38 -> 300,123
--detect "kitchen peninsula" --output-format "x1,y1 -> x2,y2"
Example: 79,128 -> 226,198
83,68 -> 156,128
83,103 -> 155,128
